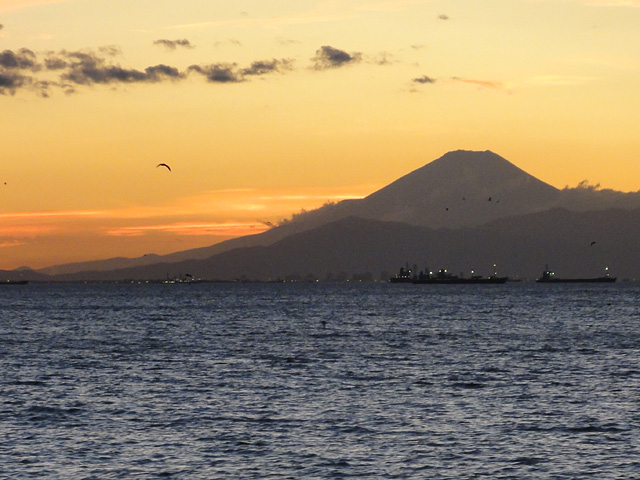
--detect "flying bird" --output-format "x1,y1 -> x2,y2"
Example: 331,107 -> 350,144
156,163 -> 171,172
590,241 -> 596,246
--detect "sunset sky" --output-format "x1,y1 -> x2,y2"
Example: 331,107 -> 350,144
2,0 -> 640,270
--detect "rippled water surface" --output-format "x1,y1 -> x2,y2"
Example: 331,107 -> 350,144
2,282 -> 640,479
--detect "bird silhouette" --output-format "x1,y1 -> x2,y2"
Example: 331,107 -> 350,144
156,163 -> 171,172
590,241 -> 596,246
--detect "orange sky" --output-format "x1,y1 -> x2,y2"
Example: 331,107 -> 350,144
1,0 -> 640,270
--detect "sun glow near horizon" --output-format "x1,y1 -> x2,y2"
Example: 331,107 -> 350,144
0,185 -> 374,269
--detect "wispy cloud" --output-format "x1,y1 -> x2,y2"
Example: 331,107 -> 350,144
0,209 -> 107,219
0,186 -> 374,261
153,39 -> 194,50
0,225 -> 53,236
0,240 -> 25,248
213,39 -> 242,48
258,193 -> 366,201
106,222 -> 269,237
451,77 -> 505,90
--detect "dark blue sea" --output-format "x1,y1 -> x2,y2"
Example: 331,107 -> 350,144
2,282 -> 639,479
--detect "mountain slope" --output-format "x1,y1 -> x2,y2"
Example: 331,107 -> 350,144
50,208 -> 640,282
349,149 -> 562,227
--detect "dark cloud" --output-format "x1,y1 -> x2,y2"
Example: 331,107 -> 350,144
44,55 -> 68,70
145,64 -> 182,80
0,49 -> 39,70
0,71 -> 25,90
2,42 -> 370,97
58,50 -> 185,85
153,39 -> 194,50
60,51 -> 145,84
241,58 -> 293,76
0,49 -> 50,96
0,71 -> 52,97
312,46 -> 361,70
413,75 -> 436,84
64,65 -> 146,84
188,63 -> 242,83
190,58 -> 293,83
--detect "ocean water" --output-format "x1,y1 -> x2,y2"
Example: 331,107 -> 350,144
1,282 -> 639,479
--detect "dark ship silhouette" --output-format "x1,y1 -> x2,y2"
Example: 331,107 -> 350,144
536,266 -> 616,283
390,266 -> 508,284
389,266 -> 415,283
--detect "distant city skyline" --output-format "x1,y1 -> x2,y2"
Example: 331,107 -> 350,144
2,0 -> 640,269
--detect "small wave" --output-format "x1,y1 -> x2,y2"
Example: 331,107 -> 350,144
413,378 -> 434,386
565,424 -> 626,434
336,424 -> 376,435
9,380 -> 46,386
24,404 -> 85,422
309,332 -> 353,339
513,456 -> 545,466
451,381 -> 486,389
518,423 -> 626,435
319,458 -> 351,468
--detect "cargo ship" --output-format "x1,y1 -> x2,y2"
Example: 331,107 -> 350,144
413,269 -> 508,284
535,266 -> 616,283
390,266 -> 508,284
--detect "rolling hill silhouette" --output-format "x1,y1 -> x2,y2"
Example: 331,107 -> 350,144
45,208 -> 640,282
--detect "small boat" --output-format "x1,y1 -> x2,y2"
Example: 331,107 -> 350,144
536,266 -> 616,283
413,269 -> 508,285
1,280 -> 29,285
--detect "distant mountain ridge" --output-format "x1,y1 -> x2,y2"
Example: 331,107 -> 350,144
32,149 -> 640,278
45,208 -> 640,282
